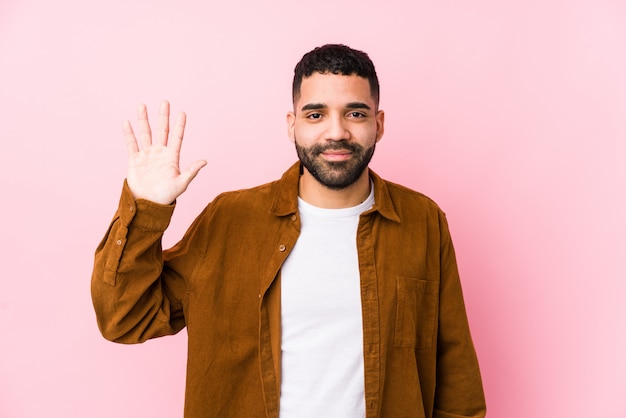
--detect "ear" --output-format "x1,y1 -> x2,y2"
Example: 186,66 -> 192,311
286,111 -> 296,143
375,110 -> 385,143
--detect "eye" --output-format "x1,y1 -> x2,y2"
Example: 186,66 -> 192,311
347,111 -> 366,118
306,113 -> 323,120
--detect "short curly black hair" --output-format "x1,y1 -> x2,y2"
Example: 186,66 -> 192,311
292,44 -> 380,109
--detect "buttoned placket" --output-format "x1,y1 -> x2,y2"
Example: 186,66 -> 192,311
258,210 -> 300,418
357,212 -> 382,418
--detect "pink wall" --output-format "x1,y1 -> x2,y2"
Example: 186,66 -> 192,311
1,0 -> 625,416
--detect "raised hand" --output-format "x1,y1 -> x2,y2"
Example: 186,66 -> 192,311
124,101 -> 207,205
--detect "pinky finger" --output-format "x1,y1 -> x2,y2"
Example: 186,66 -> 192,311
123,120 -> 139,155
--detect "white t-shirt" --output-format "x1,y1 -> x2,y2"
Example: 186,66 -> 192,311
279,187 -> 375,418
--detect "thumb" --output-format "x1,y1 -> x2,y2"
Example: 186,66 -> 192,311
178,159 -> 208,187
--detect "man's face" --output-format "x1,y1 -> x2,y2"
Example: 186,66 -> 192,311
287,72 -> 384,190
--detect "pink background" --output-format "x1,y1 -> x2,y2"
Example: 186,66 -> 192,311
1,0 -> 625,416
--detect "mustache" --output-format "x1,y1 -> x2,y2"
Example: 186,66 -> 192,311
309,140 -> 362,155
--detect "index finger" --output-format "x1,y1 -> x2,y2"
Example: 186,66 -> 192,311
169,111 -> 187,154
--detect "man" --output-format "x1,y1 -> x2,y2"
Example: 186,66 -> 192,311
92,44 -> 486,418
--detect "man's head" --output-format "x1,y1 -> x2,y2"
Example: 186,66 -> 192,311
292,44 -> 380,110
287,45 -> 384,198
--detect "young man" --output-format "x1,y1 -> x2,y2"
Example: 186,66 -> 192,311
92,44 -> 486,418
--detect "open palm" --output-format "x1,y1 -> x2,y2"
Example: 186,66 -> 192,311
124,101 -> 206,205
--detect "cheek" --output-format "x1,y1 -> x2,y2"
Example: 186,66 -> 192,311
356,124 -> 380,143
293,123 -> 318,144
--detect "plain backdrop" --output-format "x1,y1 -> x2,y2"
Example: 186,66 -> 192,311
1,0 -> 625,417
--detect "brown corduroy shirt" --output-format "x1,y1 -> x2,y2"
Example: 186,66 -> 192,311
92,162 -> 486,418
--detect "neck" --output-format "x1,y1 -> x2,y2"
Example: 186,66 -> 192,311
298,168 -> 371,209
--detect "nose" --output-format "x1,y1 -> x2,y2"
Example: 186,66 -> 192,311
325,113 -> 350,141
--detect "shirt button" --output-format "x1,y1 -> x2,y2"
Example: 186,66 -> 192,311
291,214 -> 297,221
116,240 -> 122,246
129,206 -> 134,212
278,245 -> 286,252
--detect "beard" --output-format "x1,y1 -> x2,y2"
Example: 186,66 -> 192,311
295,138 -> 376,190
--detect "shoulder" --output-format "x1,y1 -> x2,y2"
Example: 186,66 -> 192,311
371,170 -> 446,220
203,178 -> 281,216
375,176 -> 454,244
384,179 -> 443,211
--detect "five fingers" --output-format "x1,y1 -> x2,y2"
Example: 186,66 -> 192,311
123,101 -> 205,199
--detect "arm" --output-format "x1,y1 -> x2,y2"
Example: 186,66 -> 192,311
433,215 -> 486,418
91,101 -> 207,343
91,183 -> 184,342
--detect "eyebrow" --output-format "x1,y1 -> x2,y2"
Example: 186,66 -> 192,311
346,102 -> 372,110
301,103 -> 326,111
300,102 -> 372,112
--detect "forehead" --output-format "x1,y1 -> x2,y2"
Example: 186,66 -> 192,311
296,73 -> 373,107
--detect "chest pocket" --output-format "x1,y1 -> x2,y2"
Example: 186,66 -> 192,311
395,276 -> 438,349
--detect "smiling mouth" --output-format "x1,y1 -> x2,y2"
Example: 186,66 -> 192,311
321,150 -> 352,161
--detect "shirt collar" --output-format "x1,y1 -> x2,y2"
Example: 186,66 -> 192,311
270,161 -> 401,223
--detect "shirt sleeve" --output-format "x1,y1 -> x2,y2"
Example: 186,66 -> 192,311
433,213 -> 487,418
91,180 -> 187,344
